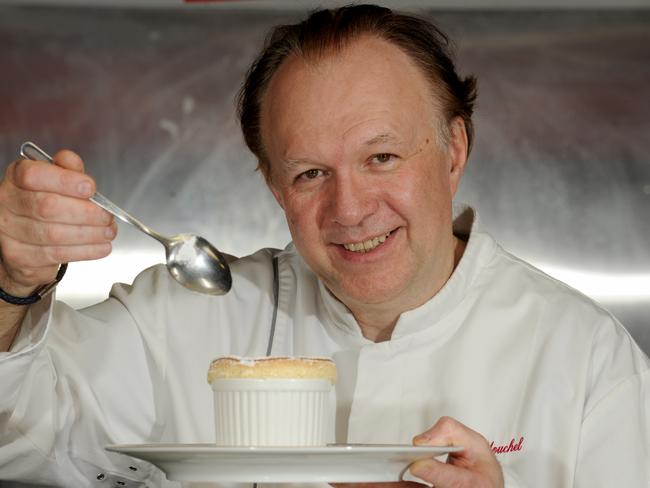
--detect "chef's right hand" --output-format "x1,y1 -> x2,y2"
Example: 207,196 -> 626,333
0,149 -> 116,297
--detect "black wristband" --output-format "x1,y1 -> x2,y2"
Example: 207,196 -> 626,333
0,264 -> 68,305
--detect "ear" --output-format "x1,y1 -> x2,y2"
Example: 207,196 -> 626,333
447,116 -> 469,196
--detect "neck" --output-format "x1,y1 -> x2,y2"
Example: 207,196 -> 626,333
350,236 -> 467,343
353,309 -> 399,343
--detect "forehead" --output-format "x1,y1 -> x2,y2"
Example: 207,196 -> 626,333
260,36 -> 442,161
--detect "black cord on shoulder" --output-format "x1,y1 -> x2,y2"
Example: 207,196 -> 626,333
266,256 -> 279,356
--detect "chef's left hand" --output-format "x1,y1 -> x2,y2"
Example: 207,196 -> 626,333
409,416 -> 503,488
331,416 -> 503,488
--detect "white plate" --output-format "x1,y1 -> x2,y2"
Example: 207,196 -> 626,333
105,443 -> 462,483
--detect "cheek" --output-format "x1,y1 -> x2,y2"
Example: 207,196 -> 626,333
392,160 -> 453,226
417,154 -> 453,196
393,164 -> 443,203
283,196 -> 320,241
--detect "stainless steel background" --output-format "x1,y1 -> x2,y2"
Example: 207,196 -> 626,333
0,6 -> 648,350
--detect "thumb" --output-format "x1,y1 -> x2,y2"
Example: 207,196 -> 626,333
52,149 -> 87,173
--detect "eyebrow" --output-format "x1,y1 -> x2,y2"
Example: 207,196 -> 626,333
364,133 -> 402,146
284,158 -> 309,169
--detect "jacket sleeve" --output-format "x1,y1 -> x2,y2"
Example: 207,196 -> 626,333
0,267 -> 175,487
0,250 -> 275,487
574,370 -> 649,486
574,317 -> 650,487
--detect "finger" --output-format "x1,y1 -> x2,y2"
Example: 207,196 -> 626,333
10,159 -> 96,198
413,417 -> 484,468
413,416 -> 485,453
52,149 -> 85,172
0,238 -> 112,269
1,214 -> 116,246
1,186 -> 112,226
410,458 -> 474,487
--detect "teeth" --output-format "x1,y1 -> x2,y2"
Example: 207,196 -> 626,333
343,232 -> 391,253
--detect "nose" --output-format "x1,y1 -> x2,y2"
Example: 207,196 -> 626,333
328,172 -> 377,227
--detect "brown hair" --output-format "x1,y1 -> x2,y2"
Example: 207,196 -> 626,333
237,4 -> 477,175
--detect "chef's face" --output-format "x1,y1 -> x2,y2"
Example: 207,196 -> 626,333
260,36 -> 467,312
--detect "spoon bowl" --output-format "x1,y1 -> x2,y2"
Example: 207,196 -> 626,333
166,234 -> 232,295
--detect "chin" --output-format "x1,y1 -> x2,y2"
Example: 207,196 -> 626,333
331,278 -> 408,307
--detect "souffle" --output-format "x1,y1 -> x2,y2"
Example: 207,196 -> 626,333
208,356 -> 337,446
207,356 -> 337,383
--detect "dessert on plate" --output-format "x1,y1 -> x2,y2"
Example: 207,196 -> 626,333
208,356 -> 337,446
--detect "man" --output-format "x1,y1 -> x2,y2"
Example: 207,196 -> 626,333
0,5 -> 647,488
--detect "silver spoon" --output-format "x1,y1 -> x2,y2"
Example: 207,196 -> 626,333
20,141 -> 232,296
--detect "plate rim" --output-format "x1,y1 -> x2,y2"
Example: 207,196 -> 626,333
104,442 -> 463,483
105,442 -> 463,454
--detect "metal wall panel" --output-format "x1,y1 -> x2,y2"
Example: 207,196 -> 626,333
0,6 -> 648,358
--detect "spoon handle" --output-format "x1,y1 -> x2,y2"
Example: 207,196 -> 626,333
20,141 -> 169,245
88,192 -> 167,244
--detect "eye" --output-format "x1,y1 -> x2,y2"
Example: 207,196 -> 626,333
298,168 -> 323,181
372,153 -> 395,164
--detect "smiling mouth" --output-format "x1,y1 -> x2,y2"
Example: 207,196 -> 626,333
342,231 -> 393,253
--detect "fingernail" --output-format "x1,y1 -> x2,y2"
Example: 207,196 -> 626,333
78,181 -> 92,196
104,227 -> 115,239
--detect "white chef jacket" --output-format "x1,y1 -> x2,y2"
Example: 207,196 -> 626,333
0,207 -> 648,488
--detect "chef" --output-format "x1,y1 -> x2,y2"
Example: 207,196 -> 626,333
0,5 -> 648,488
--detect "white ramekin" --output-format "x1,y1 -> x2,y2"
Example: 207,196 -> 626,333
210,378 -> 333,446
